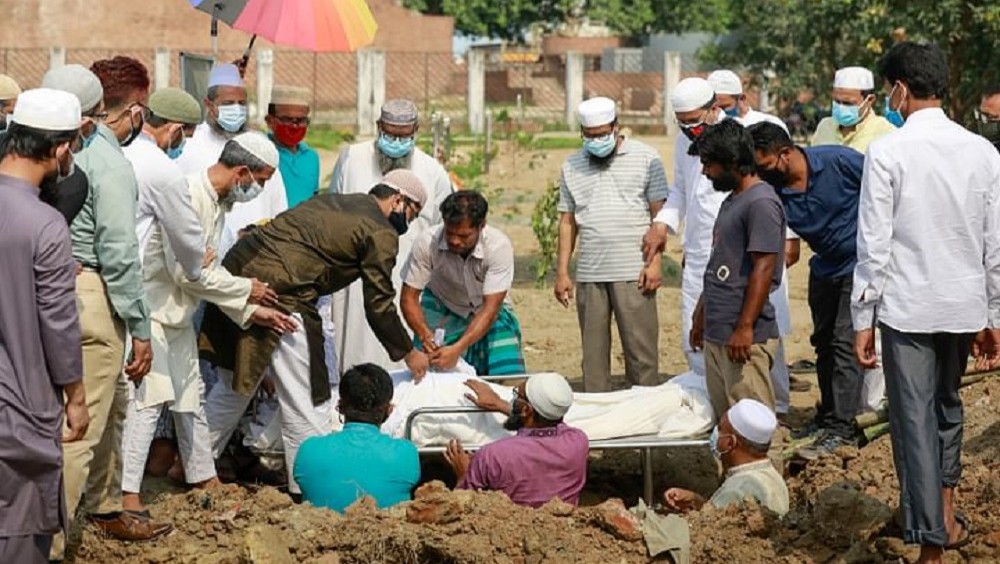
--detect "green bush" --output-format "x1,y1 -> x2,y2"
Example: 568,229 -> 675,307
531,180 -> 560,288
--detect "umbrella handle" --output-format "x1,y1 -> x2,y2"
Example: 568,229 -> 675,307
237,35 -> 257,75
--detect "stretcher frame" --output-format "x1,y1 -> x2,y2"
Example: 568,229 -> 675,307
403,405 -> 710,505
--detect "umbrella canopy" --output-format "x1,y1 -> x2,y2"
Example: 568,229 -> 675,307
191,0 -> 378,52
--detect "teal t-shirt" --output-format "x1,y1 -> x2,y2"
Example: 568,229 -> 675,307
293,423 -> 420,512
273,137 -> 320,208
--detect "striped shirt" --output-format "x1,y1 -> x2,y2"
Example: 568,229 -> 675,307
557,138 -> 669,282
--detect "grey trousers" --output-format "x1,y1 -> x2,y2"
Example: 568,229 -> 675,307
0,534 -> 53,564
880,324 -> 973,547
576,281 -> 659,392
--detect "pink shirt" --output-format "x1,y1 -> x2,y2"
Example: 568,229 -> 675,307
459,423 -> 589,507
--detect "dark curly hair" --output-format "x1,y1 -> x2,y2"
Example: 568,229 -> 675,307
90,56 -> 150,111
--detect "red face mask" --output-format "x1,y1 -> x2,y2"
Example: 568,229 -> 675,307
273,122 -> 307,147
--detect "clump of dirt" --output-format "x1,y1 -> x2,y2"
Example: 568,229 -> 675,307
73,481 -> 648,563
72,378 -> 1000,564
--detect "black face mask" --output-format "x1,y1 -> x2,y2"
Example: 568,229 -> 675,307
758,167 -> 789,188
711,170 -> 741,193
388,210 -> 409,235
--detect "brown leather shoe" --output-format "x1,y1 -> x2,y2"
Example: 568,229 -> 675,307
88,511 -> 173,541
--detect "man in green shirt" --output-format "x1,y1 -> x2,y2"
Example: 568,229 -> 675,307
42,59 -> 171,554
265,85 -> 320,208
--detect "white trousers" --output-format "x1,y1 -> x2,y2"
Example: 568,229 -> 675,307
205,314 -> 333,494
120,383 -> 216,493
681,256 -> 792,414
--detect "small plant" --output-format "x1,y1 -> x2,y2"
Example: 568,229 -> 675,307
531,180 -> 561,288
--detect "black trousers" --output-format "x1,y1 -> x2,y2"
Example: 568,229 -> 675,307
808,272 -> 864,438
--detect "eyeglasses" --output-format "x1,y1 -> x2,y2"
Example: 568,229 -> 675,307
403,196 -> 422,216
675,109 -> 711,129
273,116 -> 310,127
974,108 -> 1000,124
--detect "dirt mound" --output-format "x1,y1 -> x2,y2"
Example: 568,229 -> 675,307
73,481 -> 648,563
73,379 -> 1000,563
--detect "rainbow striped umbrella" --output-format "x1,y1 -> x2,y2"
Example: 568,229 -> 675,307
191,0 -> 378,52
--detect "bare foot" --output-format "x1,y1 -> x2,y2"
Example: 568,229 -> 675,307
167,460 -> 186,484
192,477 -> 223,490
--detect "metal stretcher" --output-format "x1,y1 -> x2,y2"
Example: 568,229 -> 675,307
403,406 -> 710,505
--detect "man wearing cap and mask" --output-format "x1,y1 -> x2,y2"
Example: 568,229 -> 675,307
977,84 -> 1000,153
644,78 -> 795,418
177,63 -> 288,260
555,96 -> 668,392
446,374 -> 588,508
0,73 -> 21,131
811,66 -> 895,153
0,73 -> 89,224
266,85 -> 320,208
329,98 -> 453,376
662,399 -> 788,516
199,169 -> 431,495
121,132 -> 293,515
42,64 -> 171,545
124,87 -> 206,275
708,69 -> 788,131
0,88 -> 89,564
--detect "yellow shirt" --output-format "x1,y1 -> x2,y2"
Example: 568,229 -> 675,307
811,112 -> 896,153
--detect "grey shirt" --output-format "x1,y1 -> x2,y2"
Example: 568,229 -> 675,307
703,182 -> 785,345
0,174 -> 83,536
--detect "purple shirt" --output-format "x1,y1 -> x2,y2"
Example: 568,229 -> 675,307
0,173 -> 83,536
459,423 -> 588,508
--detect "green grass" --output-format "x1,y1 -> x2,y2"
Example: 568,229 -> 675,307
305,127 -> 355,151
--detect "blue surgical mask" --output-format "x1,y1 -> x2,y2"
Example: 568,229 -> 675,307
377,133 -> 415,159
884,84 -> 905,128
216,103 -> 247,133
583,133 -> 617,158
723,106 -> 740,118
831,101 -> 861,127
166,137 -> 186,160
229,175 -> 264,204
81,127 -> 99,150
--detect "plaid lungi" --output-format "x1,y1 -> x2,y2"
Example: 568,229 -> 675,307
416,290 -> 526,376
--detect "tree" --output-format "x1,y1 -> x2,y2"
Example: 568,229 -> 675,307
402,0 -> 730,41
700,0 -> 1000,122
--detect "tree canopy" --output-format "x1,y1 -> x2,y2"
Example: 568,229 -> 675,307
700,0 -> 1000,121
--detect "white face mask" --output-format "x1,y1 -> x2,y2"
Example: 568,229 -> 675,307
229,175 -> 264,204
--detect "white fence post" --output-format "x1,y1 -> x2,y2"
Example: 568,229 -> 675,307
565,51 -> 585,130
663,51 -> 682,137
467,48 -> 486,135
49,47 -> 65,70
154,48 -> 171,90
255,49 -> 274,125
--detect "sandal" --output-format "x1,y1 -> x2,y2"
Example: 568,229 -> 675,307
945,511 -> 972,550
789,359 -> 817,374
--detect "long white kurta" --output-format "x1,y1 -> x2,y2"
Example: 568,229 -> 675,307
137,171 -> 255,412
327,141 -> 453,373
657,125 -> 792,408
176,123 -> 289,259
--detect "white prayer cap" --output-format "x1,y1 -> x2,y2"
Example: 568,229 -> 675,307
231,131 -> 279,169
578,97 -> 617,128
381,169 -> 428,208
525,373 -> 574,421
0,74 -> 21,100
671,77 -> 715,113
708,70 -> 743,95
41,64 -> 104,113
208,63 -> 244,88
727,399 -> 777,445
834,67 -> 875,91
11,88 -> 82,131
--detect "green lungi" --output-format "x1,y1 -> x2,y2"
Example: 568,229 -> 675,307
416,290 -> 526,375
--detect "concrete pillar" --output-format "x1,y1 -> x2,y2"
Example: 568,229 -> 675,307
357,49 -> 386,136
154,48 -> 171,90
467,48 -> 486,135
255,49 -> 274,124
663,51 -> 682,137
565,51 -> 584,130
49,47 -> 65,70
